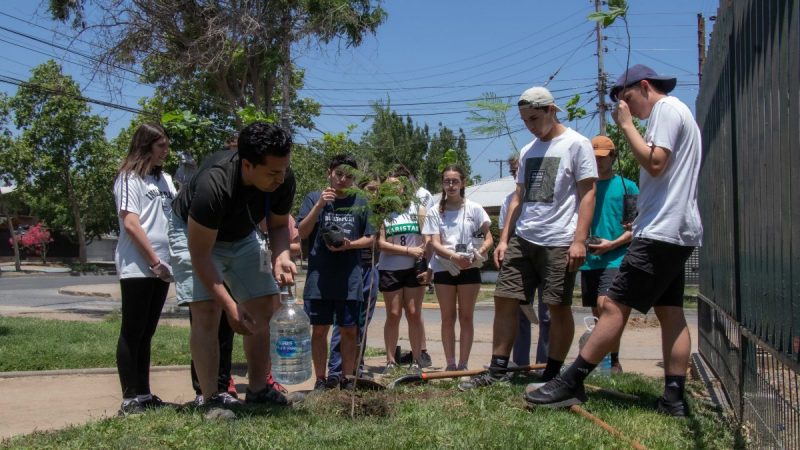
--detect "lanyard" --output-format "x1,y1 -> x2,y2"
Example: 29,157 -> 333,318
245,203 -> 270,247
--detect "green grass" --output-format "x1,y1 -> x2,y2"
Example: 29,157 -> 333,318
0,316 -> 383,372
0,373 -> 738,449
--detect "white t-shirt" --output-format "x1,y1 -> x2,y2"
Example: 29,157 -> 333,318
634,96 -> 703,246
422,199 -> 491,273
415,186 -> 434,210
498,191 -> 514,230
378,203 -> 425,271
114,171 -> 177,279
514,127 -> 598,246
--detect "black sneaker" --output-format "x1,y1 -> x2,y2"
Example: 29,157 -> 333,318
118,400 -> 144,417
398,351 -> 413,364
524,374 -> 587,409
458,370 -> 510,391
325,375 -> 341,389
206,392 -> 243,408
140,395 -> 167,410
339,377 -> 355,391
419,350 -> 433,368
313,378 -> 328,391
655,396 -> 688,417
246,385 -> 290,405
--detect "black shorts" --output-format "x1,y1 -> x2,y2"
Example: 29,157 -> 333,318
379,268 -> 423,292
433,267 -> 482,285
580,268 -> 619,307
606,238 -> 694,314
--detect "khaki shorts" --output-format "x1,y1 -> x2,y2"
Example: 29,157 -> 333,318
494,235 -> 576,306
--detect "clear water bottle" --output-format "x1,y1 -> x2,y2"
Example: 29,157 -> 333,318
579,316 -> 611,377
269,286 -> 312,385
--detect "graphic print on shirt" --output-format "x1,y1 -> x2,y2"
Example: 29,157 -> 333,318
322,210 -> 357,239
524,157 -> 560,203
385,213 -> 420,239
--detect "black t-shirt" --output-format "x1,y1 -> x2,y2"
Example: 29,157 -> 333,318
172,150 -> 296,242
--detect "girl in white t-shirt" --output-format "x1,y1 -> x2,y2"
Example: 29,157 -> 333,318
378,175 -> 429,373
422,165 -> 493,371
113,123 -> 177,416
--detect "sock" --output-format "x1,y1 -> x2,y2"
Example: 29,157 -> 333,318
561,355 -> 597,387
610,352 -> 620,365
489,354 -> 509,376
542,358 -> 564,381
136,394 -> 152,402
663,375 -> 686,402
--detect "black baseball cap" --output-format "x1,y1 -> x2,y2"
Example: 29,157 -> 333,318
609,64 -> 677,102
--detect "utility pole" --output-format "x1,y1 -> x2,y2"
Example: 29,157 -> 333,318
488,159 -> 506,178
595,0 -> 607,135
697,13 -> 706,84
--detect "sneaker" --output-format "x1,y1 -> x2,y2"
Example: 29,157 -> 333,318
456,363 -> 468,371
118,400 -> 144,416
267,372 -> 288,394
383,361 -> 398,374
140,395 -> 167,410
226,376 -> 239,398
458,370 -> 510,391
408,362 -> 422,375
313,378 -> 328,391
205,392 -> 242,408
445,364 -> 458,371
419,350 -> 433,368
325,375 -> 341,390
655,396 -> 688,417
524,374 -> 587,409
397,351 -> 413,364
246,385 -> 289,405
193,394 -> 205,407
339,377 -> 355,391
610,362 -> 623,375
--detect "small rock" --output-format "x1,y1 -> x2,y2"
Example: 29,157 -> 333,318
204,407 -> 236,421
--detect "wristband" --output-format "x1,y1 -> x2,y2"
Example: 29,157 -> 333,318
149,260 -> 161,269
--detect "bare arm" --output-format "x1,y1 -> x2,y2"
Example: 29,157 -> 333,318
266,213 -> 297,286
493,184 -> 523,267
121,211 -> 160,266
566,177 -> 596,272
187,217 -> 254,335
298,188 -> 336,239
613,100 -> 671,177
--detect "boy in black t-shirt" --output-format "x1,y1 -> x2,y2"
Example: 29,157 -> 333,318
169,122 -> 296,407
297,154 -> 374,390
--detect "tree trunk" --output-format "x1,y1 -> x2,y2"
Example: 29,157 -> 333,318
3,205 -> 21,271
63,167 -> 87,264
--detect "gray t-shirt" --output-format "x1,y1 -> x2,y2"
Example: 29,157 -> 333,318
114,171 -> 177,278
634,96 -> 703,246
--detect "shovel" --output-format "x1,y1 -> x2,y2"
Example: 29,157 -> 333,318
388,363 -> 546,389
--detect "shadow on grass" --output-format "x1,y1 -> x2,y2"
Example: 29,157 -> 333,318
0,325 -> 9,337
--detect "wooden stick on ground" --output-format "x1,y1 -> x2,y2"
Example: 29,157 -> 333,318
569,405 -> 649,450
584,384 -> 640,402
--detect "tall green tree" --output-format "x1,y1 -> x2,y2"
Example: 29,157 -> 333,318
423,123 -> 469,191
5,61 -> 119,263
48,0 -> 384,125
358,102 -> 430,177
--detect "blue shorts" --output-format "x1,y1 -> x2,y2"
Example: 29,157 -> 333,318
169,213 -> 279,305
304,299 -> 362,327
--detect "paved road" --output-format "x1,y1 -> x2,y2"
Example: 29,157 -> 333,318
0,274 -> 120,312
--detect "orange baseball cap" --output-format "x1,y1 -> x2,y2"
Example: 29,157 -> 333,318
591,135 -> 615,157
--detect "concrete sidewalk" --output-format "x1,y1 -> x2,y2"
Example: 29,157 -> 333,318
0,282 -> 696,440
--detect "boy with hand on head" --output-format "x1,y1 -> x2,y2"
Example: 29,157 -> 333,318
527,65 -> 702,416
297,154 -> 375,390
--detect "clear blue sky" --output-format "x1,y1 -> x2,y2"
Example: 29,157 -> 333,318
0,0 -> 719,181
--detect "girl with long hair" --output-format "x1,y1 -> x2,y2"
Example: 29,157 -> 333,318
113,123 -> 177,415
378,173 -> 429,373
422,165 -> 492,370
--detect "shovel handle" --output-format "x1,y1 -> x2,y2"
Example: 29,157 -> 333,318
420,363 -> 546,381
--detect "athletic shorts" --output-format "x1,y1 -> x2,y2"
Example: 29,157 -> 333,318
580,268 -> 619,307
303,299 -> 362,327
494,235 -> 576,306
606,238 -> 694,314
379,268 -> 423,292
169,213 -> 279,306
433,267 -> 481,285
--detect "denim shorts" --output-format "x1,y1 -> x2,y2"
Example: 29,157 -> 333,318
169,212 -> 279,305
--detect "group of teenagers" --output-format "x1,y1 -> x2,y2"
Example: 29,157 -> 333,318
112,63 -> 702,418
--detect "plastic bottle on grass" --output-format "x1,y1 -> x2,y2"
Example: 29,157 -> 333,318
579,316 -> 611,377
269,286 -> 312,384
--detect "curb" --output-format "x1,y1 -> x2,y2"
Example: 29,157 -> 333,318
57,288 -> 113,299
0,365 -> 191,379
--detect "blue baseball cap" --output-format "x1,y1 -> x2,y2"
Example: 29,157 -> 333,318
609,64 -> 677,102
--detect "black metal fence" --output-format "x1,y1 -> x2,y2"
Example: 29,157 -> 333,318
696,0 -> 799,448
